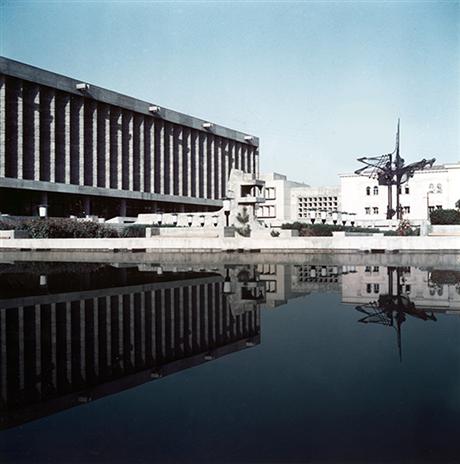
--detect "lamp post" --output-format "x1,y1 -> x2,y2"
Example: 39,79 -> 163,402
332,211 -> 338,225
320,210 -> 327,224
38,204 -> 48,219
223,198 -> 231,227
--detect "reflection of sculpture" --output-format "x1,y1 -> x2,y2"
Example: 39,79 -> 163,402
355,267 -> 436,361
355,120 -> 435,219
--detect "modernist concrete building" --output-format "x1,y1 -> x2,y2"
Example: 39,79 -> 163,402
0,57 -> 259,217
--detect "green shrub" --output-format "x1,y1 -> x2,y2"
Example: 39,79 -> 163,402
430,209 -> 460,225
121,224 -> 148,238
235,225 -> 251,237
280,222 -> 381,237
3,218 -> 119,238
270,229 -> 280,237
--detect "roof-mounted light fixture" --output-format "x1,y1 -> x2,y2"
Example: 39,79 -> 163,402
76,83 -> 90,91
244,135 -> 254,142
202,122 -> 214,129
149,105 -> 161,114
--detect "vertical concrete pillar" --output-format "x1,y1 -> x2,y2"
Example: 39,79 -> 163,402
139,117 -> 144,192
223,140 -> 229,197
149,120 -> 155,193
128,113 -> 134,191
103,105 -> 110,188
185,129 -> 192,197
63,96 -> 71,184
0,75 -> 5,177
49,89 -> 56,183
115,110 -> 122,190
236,143 -> 241,171
159,122 -> 165,194
91,102 -> 98,187
77,98 -> 84,185
194,132 -> 200,197
140,292 -> 145,363
202,134 -> 208,198
17,81 -> 24,179
118,295 -> 123,370
32,85 -> 40,181
217,138 -> 222,199
129,294 -> 135,366
120,198 -> 127,217
151,291 -> 156,361
255,149 -> 259,178
160,290 -> 166,358
50,303 -> 57,387
178,127 -> 183,196
168,125 -> 174,195
84,196 -> 91,215
209,135 -> 214,199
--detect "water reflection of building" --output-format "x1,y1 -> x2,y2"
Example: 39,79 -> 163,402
341,266 -> 460,313
0,266 -> 260,430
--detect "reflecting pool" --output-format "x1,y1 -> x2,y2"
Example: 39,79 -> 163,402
0,260 -> 459,463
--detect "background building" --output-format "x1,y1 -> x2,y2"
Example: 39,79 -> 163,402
340,162 -> 460,226
0,57 -> 259,218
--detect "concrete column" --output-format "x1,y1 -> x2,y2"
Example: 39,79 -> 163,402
168,125 -> 174,195
84,196 -> 91,215
170,290 -> 175,353
120,198 -> 127,217
209,135 -> 215,199
115,110 -> 122,190
159,123 -> 165,194
202,134 -> 208,198
91,102 -> 98,187
128,113 -> 134,191
139,117 -> 144,192
194,132 -> 200,197
63,95 -> 71,184
160,290 -> 166,357
17,81 -> 24,179
235,143 -> 241,171
104,105 -> 110,188
223,140 -> 229,196
217,138 -> 223,199
185,129 -> 192,197
32,85 -> 40,181
77,99 -> 84,185
255,149 -> 259,178
49,89 -> 56,183
196,286 -> 201,346
179,287 -> 184,353
178,127 -> 183,196
149,120 -> 155,193
0,75 -> 5,177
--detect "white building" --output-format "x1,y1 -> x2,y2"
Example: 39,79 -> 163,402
340,162 -> 460,226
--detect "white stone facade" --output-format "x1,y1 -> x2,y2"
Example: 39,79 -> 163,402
340,162 -> 460,226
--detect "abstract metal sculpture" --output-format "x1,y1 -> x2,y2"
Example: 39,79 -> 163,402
355,267 -> 436,361
355,120 -> 436,219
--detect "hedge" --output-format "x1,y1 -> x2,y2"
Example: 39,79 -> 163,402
430,209 -> 460,225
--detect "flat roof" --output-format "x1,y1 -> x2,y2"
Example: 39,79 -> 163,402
0,56 -> 259,147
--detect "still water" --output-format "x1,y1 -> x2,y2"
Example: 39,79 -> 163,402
0,260 -> 459,463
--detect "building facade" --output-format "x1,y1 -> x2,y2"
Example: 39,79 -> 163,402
340,162 -> 460,226
0,57 -> 259,218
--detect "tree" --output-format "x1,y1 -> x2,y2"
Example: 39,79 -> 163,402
456,199 -> 460,210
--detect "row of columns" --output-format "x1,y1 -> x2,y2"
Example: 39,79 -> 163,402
0,76 -> 260,200
0,282 -> 260,406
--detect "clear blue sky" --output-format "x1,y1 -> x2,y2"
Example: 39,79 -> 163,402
1,0 -> 459,185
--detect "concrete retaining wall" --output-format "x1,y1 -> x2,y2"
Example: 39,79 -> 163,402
0,234 -> 459,252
